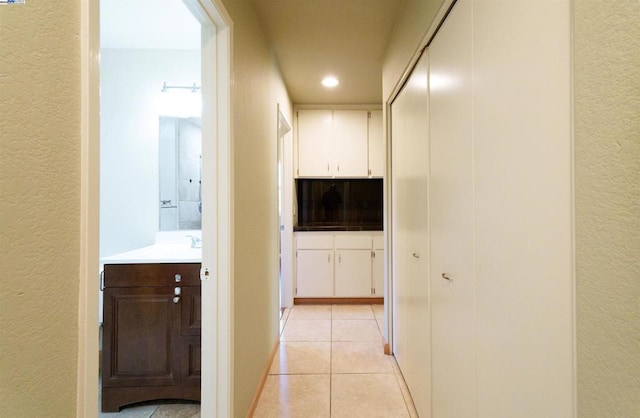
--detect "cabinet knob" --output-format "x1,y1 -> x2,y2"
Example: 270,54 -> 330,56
173,296 -> 180,304
175,274 -> 182,283
174,287 -> 181,296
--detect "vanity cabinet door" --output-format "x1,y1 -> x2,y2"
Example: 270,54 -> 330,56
102,286 -> 181,388
180,286 -> 202,386
101,263 -> 201,412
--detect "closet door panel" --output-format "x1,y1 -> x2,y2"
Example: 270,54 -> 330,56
391,82 -> 410,375
428,1 -> 476,416
391,52 -> 431,418
472,1 -> 574,417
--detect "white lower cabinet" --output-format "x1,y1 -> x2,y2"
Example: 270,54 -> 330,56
296,250 -> 334,297
335,250 -> 372,296
372,235 -> 384,296
295,232 -> 383,298
372,249 -> 384,296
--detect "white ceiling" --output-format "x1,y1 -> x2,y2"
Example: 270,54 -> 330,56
250,0 -> 404,104
101,0 -> 404,104
100,0 -> 200,50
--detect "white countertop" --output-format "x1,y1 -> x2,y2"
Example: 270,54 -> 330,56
100,230 -> 202,265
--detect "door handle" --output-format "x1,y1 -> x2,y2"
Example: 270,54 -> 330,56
412,253 -> 420,259
441,273 -> 452,281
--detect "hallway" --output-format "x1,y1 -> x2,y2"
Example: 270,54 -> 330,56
252,304 -> 418,417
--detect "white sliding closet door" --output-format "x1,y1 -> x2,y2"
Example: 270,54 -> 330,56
472,1 -> 574,416
428,0 -> 476,416
391,52 -> 431,418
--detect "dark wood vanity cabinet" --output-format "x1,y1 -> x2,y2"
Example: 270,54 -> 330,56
101,263 -> 201,412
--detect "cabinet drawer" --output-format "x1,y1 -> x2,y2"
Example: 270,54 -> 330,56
296,234 -> 333,249
104,263 -> 201,287
334,235 -> 372,249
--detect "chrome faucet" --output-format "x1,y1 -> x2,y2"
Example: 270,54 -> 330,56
186,235 -> 202,248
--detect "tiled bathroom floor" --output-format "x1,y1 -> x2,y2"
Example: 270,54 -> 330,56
98,400 -> 200,418
253,304 -> 418,417
99,304 -> 417,418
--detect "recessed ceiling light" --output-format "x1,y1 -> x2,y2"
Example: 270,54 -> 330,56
322,76 -> 339,88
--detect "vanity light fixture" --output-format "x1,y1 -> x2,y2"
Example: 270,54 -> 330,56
161,81 -> 201,93
158,81 -> 202,117
321,76 -> 339,88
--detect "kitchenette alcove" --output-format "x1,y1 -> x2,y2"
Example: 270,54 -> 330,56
291,107 -> 385,304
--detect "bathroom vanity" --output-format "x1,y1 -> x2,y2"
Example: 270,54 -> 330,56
101,262 -> 201,412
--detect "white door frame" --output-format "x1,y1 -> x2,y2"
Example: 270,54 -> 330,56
277,105 -> 293,310
78,0 -> 233,416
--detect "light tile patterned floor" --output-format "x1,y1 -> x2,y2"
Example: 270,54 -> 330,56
254,304 -> 418,418
98,401 -> 200,418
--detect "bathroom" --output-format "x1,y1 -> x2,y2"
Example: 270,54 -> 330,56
99,1 -> 202,260
98,1 -> 205,413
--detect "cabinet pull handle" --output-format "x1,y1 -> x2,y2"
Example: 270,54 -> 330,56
338,254 -> 342,263
441,273 -> 452,281
412,253 -> 420,259
175,287 -> 181,296
337,163 -> 340,172
328,254 -> 331,263
327,163 -> 330,172
99,270 -> 105,291
173,296 -> 181,304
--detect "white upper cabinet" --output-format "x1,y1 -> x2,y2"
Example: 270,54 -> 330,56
368,110 -> 384,177
297,110 -> 334,177
296,109 -> 383,178
333,110 -> 369,176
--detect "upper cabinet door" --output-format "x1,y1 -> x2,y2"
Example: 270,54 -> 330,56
333,110 -> 369,177
297,110 -> 333,177
368,110 -> 384,177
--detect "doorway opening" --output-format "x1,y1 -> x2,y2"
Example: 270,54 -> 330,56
79,0 -> 233,416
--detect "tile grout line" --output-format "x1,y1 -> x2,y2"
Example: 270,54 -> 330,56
391,357 -> 415,417
329,304 -> 333,417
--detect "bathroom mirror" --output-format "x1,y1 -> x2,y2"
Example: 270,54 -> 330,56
159,116 -> 202,230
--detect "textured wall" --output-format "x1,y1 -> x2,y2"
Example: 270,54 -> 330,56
219,0 -> 292,416
574,1 -> 640,416
0,1 -> 80,417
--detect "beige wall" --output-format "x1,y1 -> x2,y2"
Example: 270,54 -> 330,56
574,1 -> 640,416
382,0 -> 445,102
219,0 -> 292,416
0,1 -> 81,417
383,0 -> 640,415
